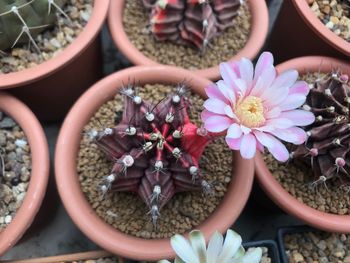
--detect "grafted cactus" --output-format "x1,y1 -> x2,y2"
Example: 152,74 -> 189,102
0,0 -> 67,52
88,84 -> 214,226
291,72 -> 350,190
142,0 -> 242,49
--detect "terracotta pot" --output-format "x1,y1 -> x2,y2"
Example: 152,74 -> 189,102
55,66 -> 255,261
2,250 -> 123,263
0,92 -> 49,256
107,0 -> 269,81
0,0 -> 110,121
267,0 -> 350,64
255,56 -> 350,233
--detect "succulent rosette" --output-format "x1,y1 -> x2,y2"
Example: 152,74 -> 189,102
201,52 -> 315,161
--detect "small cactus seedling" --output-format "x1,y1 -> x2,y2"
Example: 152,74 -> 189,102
291,72 -> 350,189
0,0 -> 68,52
90,84 -> 213,225
142,0 -> 242,49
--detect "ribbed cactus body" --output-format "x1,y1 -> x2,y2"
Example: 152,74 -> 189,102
292,73 -> 350,187
0,0 -> 66,51
142,0 -> 241,49
91,84 -> 213,225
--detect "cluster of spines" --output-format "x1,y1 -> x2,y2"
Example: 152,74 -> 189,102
142,0 -> 242,50
86,83 -> 213,226
290,71 -> 350,191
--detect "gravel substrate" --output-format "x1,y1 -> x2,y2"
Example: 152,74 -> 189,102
0,112 -> 31,231
78,84 -> 231,238
265,72 -> 350,215
123,0 -> 251,70
308,0 -> 350,42
63,258 -> 118,263
248,246 -> 271,263
0,0 -> 92,74
284,231 -> 350,263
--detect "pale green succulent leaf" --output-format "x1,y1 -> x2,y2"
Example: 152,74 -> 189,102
158,260 -> 172,263
171,234 -> 200,263
217,230 -> 242,263
189,230 -> 207,263
207,231 -> 224,263
232,247 -> 262,263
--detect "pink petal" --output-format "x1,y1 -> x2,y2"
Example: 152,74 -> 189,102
279,110 -> 315,126
264,118 -> 294,129
278,94 -> 306,111
233,79 -> 247,97
205,116 -> 232,133
268,127 -> 307,145
289,81 -> 309,96
240,133 -> 257,159
270,70 -> 298,90
262,86 -> 289,108
227,123 -> 242,139
217,80 -> 236,102
226,136 -> 242,150
205,84 -> 229,104
224,105 -> 237,119
239,58 -> 254,84
256,141 -> 264,152
254,131 -> 289,162
204,98 -> 228,115
254,52 -> 274,82
251,65 -> 276,97
220,63 -> 238,88
240,125 -> 251,134
201,109 -> 212,122
265,107 -> 281,119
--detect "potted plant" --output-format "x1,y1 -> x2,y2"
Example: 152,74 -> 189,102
0,0 -> 110,121
54,65 -> 255,261
255,56 -> 350,233
0,92 -> 49,256
2,250 -> 124,263
278,225 -> 350,263
267,0 -> 350,63
55,50 -> 311,261
107,0 -> 269,80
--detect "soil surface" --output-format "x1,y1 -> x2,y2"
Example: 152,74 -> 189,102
0,112 -> 31,231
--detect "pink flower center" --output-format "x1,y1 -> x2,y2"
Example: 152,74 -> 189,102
234,96 -> 265,128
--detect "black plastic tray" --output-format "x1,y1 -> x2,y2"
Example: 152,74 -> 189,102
243,239 -> 281,263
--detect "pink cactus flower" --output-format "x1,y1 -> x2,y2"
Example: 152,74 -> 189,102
201,52 -> 315,161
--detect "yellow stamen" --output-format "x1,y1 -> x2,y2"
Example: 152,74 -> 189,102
235,96 -> 265,128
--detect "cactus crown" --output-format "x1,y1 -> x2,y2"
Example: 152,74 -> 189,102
0,0 -> 68,52
89,83 -> 213,226
291,72 -> 350,190
142,0 -> 242,50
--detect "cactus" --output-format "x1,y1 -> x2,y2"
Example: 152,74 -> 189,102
291,72 -> 350,189
0,0 -> 68,52
142,0 -> 242,49
89,84 -> 213,226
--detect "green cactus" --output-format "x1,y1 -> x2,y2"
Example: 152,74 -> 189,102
0,0 -> 68,52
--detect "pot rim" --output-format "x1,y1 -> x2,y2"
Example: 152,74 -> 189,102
292,0 -> 350,56
107,0 -> 269,81
55,65 -> 254,261
255,56 -> 350,233
0,92 -> 49,255
0,0 -> 110,89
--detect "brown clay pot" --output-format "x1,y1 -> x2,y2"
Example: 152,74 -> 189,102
55,66 -> 255,261
2,250 -> 123,263
0,0 -> 110,122
107,0 -> 269,81
255,56 -> 350,233
0,92 -> 49,256
267,0 -> 350,64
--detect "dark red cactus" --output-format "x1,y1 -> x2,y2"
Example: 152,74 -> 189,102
142,0 -> 241,49
291,72 -> 350,189
91,84 -> 213,225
